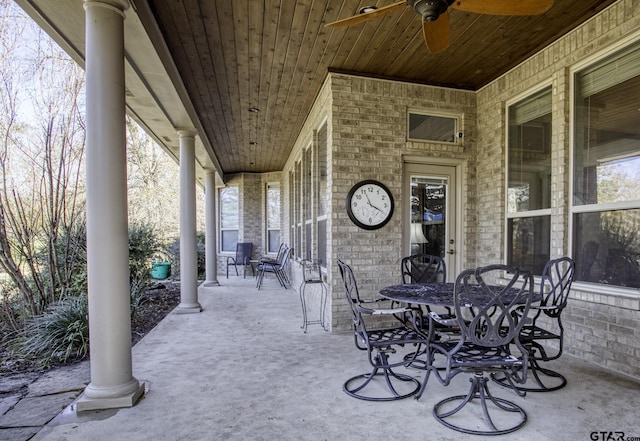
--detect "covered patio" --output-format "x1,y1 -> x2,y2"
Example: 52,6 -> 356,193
33,277 -> 640,440
11,0 -> 640,424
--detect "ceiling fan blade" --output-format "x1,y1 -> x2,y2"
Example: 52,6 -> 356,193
452,0 -> 553,16
324,1 -> 407,28
422,11 -> 450,53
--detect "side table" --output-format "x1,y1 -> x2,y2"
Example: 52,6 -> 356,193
299,260 -> 328,333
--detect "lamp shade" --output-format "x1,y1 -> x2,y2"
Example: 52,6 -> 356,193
410,223 -> 429,244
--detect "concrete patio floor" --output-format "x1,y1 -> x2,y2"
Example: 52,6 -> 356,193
27,275 -> 640,440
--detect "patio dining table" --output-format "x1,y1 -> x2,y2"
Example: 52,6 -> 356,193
379,282 -> 542,307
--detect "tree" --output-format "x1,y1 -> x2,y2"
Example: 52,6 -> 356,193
0,0 -> 86,316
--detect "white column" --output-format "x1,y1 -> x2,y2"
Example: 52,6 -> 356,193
201,169 -> 220,287
77,0 -> 144,412
176,130 -> 202,313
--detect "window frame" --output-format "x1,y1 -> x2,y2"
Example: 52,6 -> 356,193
219,185 -> 239,254
504,84 -> 553,275
569,38 -> 640,290
316,121 -> 328,268
265,182 -> 281,255
407,109 -> 461,144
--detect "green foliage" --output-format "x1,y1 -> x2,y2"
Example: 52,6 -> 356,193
165,232 -> 206,279
17,294 -> 88,367
5,222 -> 165,367
129,221 -> 161,285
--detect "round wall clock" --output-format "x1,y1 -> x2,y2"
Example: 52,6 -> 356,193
346,180 -> 394,230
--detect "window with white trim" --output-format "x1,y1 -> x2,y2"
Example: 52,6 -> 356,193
317,123 -> 328,268
506,87 -> 552,275
219,186 -> 239,252
266,183 -> 281,253
572,41 -> 640,288
303,145 -> 312,261
408,111 -> 459,143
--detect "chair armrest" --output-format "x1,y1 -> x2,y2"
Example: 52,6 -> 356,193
360,297 -> 389,304
429,311 -> 458,327
358,305 -> 409,315
532,305 -> 558,311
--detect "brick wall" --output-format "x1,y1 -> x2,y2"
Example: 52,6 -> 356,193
240,0 -> 640,380
285,75 -> 476,332
475,0 -> 640,378
216,171 -> 282,276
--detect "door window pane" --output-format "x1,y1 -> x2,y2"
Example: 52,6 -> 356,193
411,176 -> 446,258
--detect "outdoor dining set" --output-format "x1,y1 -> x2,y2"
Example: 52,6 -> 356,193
225,241 -> 576,435
337,254 -> 575,436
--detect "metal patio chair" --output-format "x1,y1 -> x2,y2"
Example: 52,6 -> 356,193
256,245 -> 291,290
337,259 -> 428,401
494,256 -> 575,392
424,264 -> 534,435
226,242 -> 253,278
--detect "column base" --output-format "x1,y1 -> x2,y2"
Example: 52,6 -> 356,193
76,382 -> 145,412
200,280 -> 220,287
175,302 -> 202,313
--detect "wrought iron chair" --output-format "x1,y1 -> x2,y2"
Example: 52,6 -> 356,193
423,264 -> 534,435
494,256 -> 575,392
226,242 -> 252,278
398,254 -> 459,368
256,245 -> 291,290
299,259 -> 327,333
337,259 -> 428,401
401,253 -> 446,284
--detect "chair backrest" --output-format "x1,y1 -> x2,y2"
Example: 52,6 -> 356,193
236,242 -> 252,263
278,246 -> 292,268
401,254 -> 446,284
337,259 -> 362,305
454,264 -> 534,348
539,257 -> 575,318
336,259 -> 367,339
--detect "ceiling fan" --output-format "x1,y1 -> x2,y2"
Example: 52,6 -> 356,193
325,0 -> 554,53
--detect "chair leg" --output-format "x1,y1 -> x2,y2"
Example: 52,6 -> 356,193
434,372 -> 527,435
492,346 -> 567,393
343,353 -> 421,401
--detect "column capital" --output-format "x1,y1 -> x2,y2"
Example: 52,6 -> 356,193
83,0 -> 130,16
177,128 -> 198,139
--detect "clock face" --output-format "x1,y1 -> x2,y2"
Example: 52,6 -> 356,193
346,180 -> 394,230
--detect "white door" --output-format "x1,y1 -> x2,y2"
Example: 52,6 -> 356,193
404,162 -> 458,281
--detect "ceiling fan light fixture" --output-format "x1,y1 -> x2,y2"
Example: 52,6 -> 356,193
409,0 -> 450,21
359,6 -> 377,14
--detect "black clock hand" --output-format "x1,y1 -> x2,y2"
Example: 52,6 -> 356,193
364,193 -> 383,212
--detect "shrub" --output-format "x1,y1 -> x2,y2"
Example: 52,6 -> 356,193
17,293 -> 88,367
165,232 -> 205,279
9,221 -> 164,367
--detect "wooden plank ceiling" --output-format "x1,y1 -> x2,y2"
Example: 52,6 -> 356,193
142,0 -> 618,175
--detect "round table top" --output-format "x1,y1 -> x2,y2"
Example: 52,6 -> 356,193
379,282 -> 540,307
379,283 -> 456,306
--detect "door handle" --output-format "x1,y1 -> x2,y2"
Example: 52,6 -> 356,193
448,249 -> 455,255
